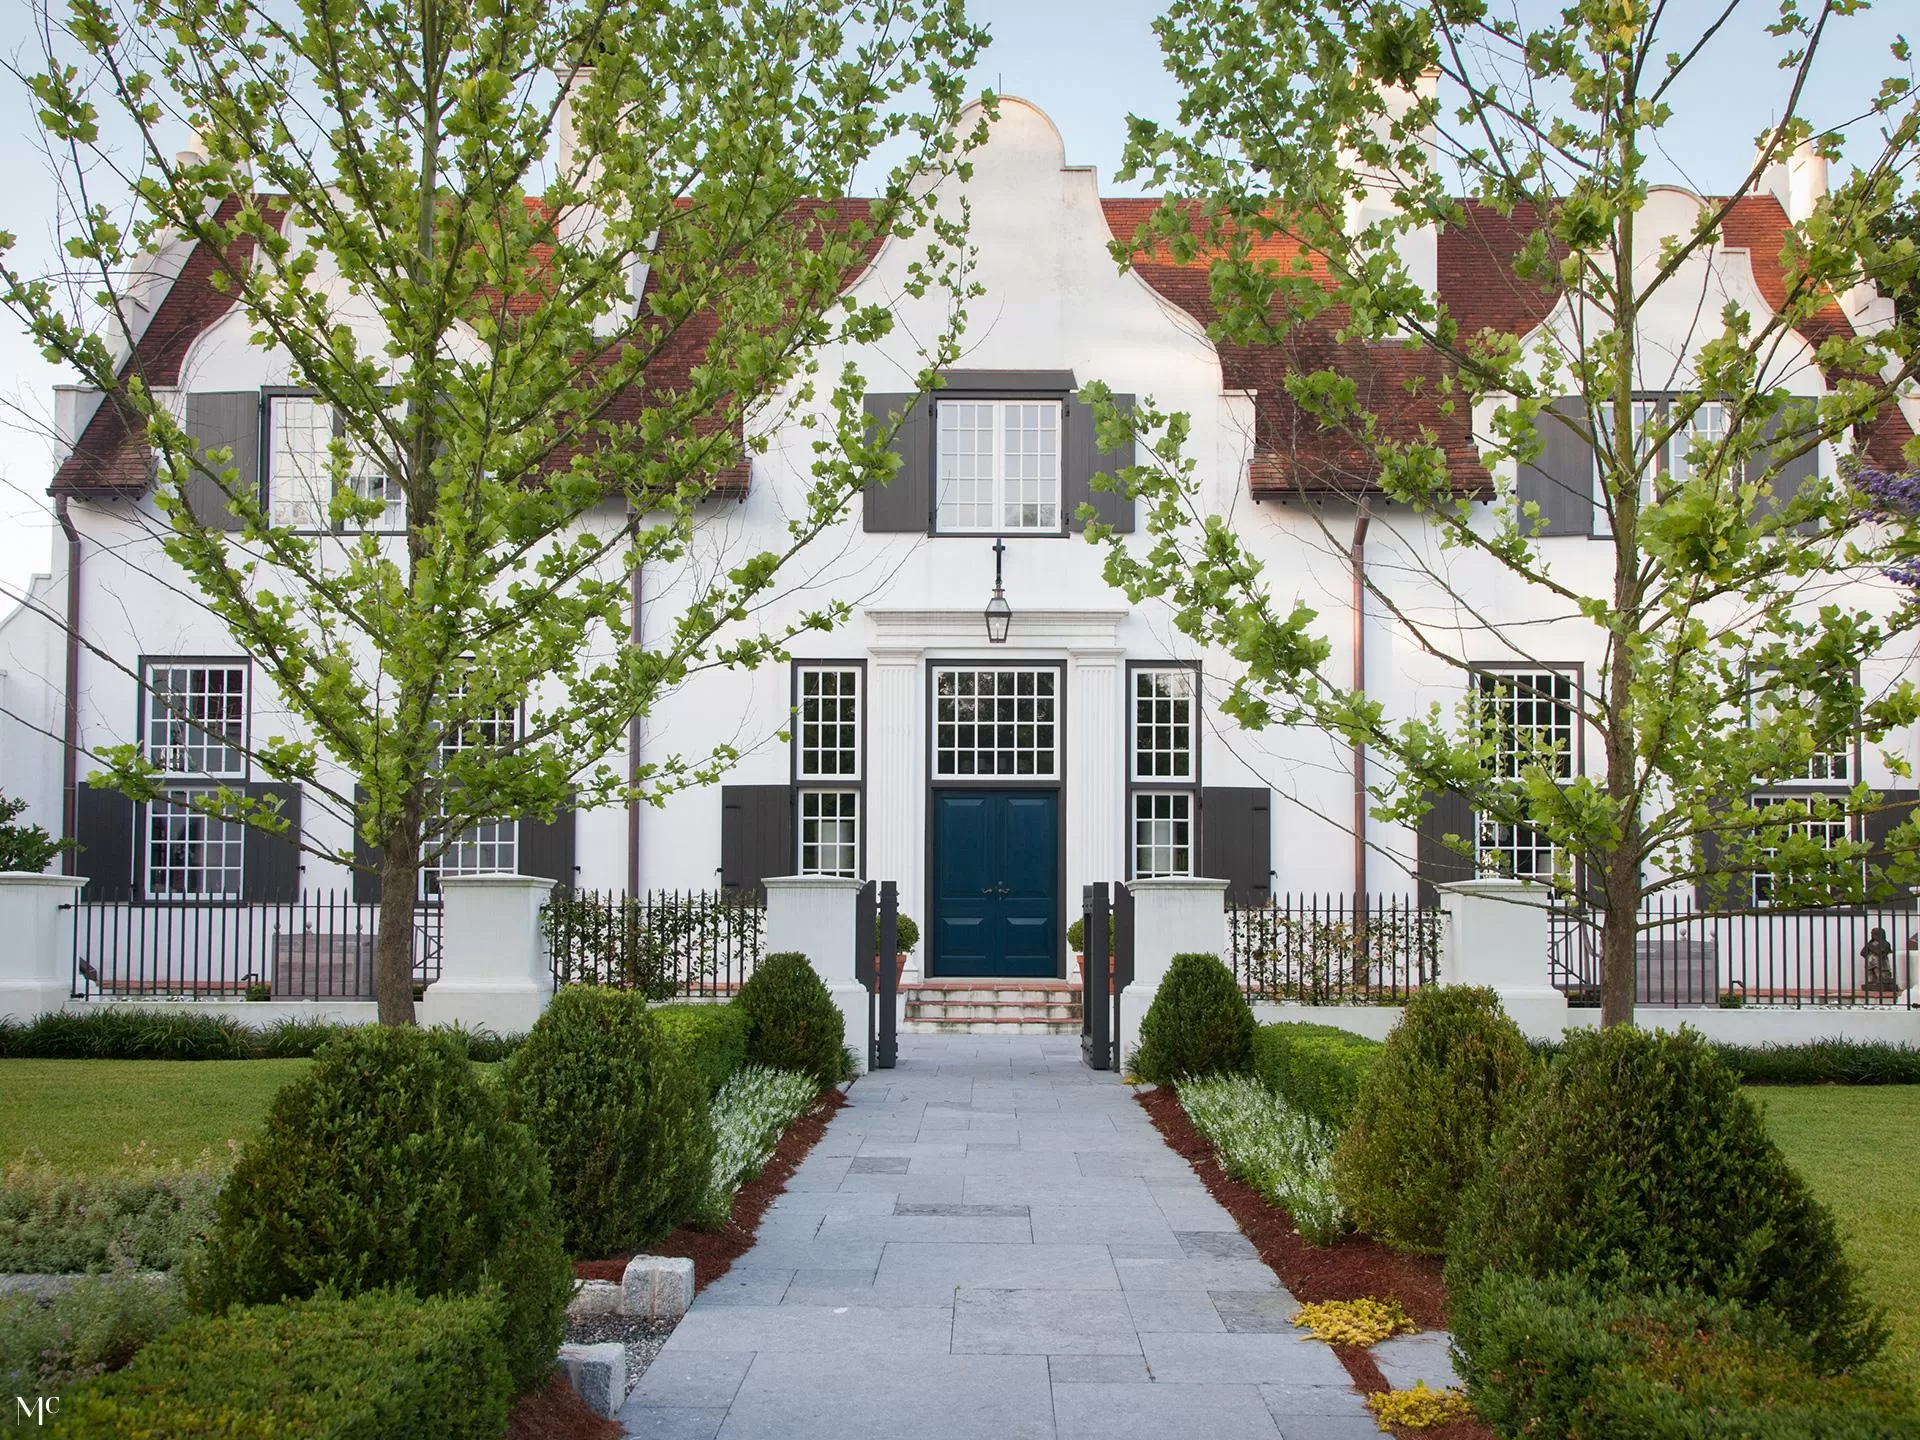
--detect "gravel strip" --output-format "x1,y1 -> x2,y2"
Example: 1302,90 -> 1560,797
563,1312 -> 676,1396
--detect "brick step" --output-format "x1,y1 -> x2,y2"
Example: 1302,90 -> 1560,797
905,1002 -> 1083,1022
901,1017 -> 1083,1035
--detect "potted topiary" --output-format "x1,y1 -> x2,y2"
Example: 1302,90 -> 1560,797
879,913 -> 919,984
1066,914 -> 1114,980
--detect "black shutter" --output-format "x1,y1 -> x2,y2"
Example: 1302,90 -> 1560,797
1199,786 -> 1271,906
1517,397 -> 1593,537
1416,789 -> 1477,907
1064,393 -> 1136,534
74,783 -> 136,901
519,802 -> 577,889
862,394 -> 932,533
1863,789 -> 1920,906
1694,808 -> 1746,914
242,781 -> 303,902
181,392 -> 259,531
720,784 -> 792,903
352,783 -> 381,905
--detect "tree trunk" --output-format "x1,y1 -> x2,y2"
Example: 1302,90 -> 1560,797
1600,836 -> 1639,1028
374,795 -> 425,1026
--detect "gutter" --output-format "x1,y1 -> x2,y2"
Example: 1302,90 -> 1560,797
56,496 -> 81,874
1351,502 -> 1371,902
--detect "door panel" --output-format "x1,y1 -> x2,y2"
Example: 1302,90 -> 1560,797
931,789 -> 1059,977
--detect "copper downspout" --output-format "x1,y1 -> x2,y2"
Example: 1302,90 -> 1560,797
1351,502 -> 1371,903
627,558 -> 642,896
56,496 -> 82,874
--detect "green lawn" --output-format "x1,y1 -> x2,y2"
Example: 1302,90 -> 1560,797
1754,1085 -> 1920,1382
0,1059 -> 309,1173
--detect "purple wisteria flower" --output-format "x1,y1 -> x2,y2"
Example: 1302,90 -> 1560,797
1851,464 -> 1920,588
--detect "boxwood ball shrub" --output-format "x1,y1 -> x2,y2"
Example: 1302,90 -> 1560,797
189,1025 -> 570,1394
1133,953 -> 1257,1085
1252,1022 -> 1384,1130
650,1002 -> 750,1094
504,986 -> 715,1255
53,1288 -> 512,1440
735,952 -> 845,1088
1448,1025 -> 1886,1374
1331,985 -> 1534,1253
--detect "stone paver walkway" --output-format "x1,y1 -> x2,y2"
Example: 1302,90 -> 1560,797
620,1034 -> 1381,1439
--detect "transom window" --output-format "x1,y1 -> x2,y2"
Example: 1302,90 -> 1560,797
1134,792 -> 1193,878
1751,796 -> 1852,907
800,791 -> 859,877
145,663 -> 247,777
1475,670 -> 1575,780
798,668 -> 860,779
934,667 -> 1058,778
268,394 -> 404,532
936,400 -> 1061,533
146,793 -> 244,898
1133,669 -> 1194,780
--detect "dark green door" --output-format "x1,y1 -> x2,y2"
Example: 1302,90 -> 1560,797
931,789 -> 1059,977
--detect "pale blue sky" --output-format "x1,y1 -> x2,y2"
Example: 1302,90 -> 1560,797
0,0 -> 1908,601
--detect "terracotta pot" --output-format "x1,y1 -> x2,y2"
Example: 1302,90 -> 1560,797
1074,953 -> 1085,981
896,952 -> 909,985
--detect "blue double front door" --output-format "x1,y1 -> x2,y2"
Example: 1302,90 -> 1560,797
930,789 -> 1060,977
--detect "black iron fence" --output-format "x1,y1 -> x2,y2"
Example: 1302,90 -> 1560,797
69,889 -> 441,1001
1549,895 -> 1919,1008
1228,893 -> 1441,1004
544,887 -> 764,999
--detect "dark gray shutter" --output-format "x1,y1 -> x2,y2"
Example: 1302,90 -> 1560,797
519,802 -> 577,890
352,783 -> 381,905
938,370 -> 1078,393
1199,786 -> 1271,906
1516,397 -> 1593,536
1694,810 -> 1745,913
242,781 -> 303,902
1863,789 -> 1920,906
1064,393 -> 1137,534
862,394 -> 931,533
74,783 -> 136,901
181,392 -> 259,531
720,784 -> 792,903
1756,407 -> 1821,528
1416,789 -> 1477,907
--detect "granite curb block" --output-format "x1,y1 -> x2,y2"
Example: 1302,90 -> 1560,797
623,1254 -> 695,1320
557,1341 -> 627,1419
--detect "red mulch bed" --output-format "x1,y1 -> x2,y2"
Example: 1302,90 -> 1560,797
504,1372 -> 622,1440
573,1087 -> 847,1290
1137,1087 -> 1496,1440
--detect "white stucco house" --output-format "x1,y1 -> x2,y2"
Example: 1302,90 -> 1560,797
3,97 -> 1916,997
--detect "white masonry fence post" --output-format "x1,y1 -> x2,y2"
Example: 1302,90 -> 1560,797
416,874 -> 557,1035
1436,877 -> 1568,1042
1119,877 -> 1230,1072
0,872 -> 87,1022
762,875 -> 867,1076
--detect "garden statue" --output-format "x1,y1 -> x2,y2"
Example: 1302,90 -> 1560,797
1861,927 -> 1899,995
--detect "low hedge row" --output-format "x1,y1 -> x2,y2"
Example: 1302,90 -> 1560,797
1252,1022 -> 1384,1130
0,1009 -> 524,1062
652,1002 -> 750,1094
1528,1035 -> 1920,1086
53,1288 -> 512,1440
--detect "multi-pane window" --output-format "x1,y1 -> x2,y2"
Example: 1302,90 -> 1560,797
1473,669 -> 1575,882
800,791 -> 859,877
1749,673 -> 1854,784
268,394 -> 405,531
145,796 -> 244,898
431,698 -> 517,881
145,664 -> 247,777
1591,400 -> 1661,536
1668,401 -> 1732,487
798,669 -> 860,779
1133,669 -> 1193,780
1476,816 -> 1560,884
1751,796 -> 1852,907
935,400 -> 1061,533
1134,792 -> 1193,878
934,668 -> 1058,778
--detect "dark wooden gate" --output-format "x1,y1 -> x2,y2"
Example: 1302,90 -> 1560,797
1080,882 -> 1134,1072
853,878 -> 899,1071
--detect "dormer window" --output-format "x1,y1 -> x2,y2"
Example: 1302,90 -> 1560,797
936,400 -> 1061,533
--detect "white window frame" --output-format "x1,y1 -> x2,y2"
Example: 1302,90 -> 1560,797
1472,667 -> 1576,883
144,788 -> 246,900
267,393 -> 406,533
932,666 -> 1060,780
1590,399 -> 1661,539
799,790 -> 860,878
1750,795 -> 1854,908
1747,669 -> 1855,785
935,399 -> 1063,534
797,667 -> 861,780
1133,791 -> 1194,878
428,697 -> 519,887
1475,814 -> 1561,884
144,661 -> 248,779
1132,668 -> 1195,782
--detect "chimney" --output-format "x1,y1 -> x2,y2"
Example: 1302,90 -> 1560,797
1785,139 -> 1828,225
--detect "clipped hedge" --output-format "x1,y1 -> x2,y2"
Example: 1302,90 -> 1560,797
1449,1025 -> 1885,1374
0,1010 -> 524,1062
1134,953 -> 1257,1085
52,1288 -> 512,1440
651,1002 -> 750,1094
504,986 -> 714,1255
191,1026 -> 570,1394
735,953 -> 845,1088
1332,986 -> 1534,1253
1252,1022 -> 1384,1130
1451,1270 -> 1920,1440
